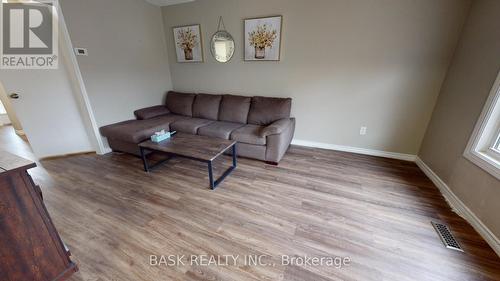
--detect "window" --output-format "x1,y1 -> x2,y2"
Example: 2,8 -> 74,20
0,100 -> 6,115
493,132 -> 500,152
486,130 -> 500,163
464,70 -> 500,179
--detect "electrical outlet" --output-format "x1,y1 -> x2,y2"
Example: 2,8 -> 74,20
360,126 -> 367,135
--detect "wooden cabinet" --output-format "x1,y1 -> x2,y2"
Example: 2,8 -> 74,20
0,151 -> 78,281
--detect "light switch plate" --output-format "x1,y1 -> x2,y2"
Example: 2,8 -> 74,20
360,126 -> 367,135
74,48 -> 88,56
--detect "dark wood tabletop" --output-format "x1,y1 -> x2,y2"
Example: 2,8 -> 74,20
139,133 -> 236,162
0,150 -> 36,174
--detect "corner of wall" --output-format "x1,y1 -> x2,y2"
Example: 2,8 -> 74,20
417,1 -> 474,158
58,1 -> 106,154
159,7 -> 175,91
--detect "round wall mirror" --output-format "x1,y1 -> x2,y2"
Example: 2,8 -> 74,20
210,30 -> 235,63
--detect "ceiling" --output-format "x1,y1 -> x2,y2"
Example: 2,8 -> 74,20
145,0 -> 195,6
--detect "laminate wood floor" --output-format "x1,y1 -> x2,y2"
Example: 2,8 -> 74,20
2,126 -> 499,281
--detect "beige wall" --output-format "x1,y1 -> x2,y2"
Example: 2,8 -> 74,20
419,0 -> 500,238
60,0 -> 173,128
162,0 -> 470,155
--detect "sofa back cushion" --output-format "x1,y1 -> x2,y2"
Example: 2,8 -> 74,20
247,96 -> 292,125
218,95 -> 251,124
193,94 -> 222,120
166,91 -> 196,117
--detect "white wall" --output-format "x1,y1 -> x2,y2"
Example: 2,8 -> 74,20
60,0 -> 173,130
162,0 -> 471,155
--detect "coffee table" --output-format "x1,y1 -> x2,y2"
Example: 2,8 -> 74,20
138,133 -> 237,190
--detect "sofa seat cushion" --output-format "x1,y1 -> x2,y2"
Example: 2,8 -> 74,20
100,114 -> 184,143
230,124 -> 266,145
170,118 -> 214,134
197,121 -> 245,139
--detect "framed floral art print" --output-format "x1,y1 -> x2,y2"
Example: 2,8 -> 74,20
173,24 -> 204,63
244,16 -> 282,61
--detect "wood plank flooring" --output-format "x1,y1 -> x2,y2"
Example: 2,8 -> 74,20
1,125 -> 499,281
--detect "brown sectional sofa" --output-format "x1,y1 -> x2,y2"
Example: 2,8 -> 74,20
99,91 -> 295,164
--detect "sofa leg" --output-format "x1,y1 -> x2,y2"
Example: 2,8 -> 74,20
265,161 -> 279,166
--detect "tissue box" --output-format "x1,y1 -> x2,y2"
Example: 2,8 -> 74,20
151,132 -> 171,143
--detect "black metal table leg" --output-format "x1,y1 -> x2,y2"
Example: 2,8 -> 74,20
208,161 -> 215,189
140,147 -> 173,172
140,146 -> 149,172
208,143 -> 237,190
232,143 -> 237,167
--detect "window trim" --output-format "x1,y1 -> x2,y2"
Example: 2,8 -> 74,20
464,70 -> 500,180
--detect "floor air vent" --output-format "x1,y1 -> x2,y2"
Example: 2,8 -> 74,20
431,221 -> 463,252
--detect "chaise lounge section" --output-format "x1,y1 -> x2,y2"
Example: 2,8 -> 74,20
99,91 -> 295,164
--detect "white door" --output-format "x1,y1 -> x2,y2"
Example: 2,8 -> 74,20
0,62 -> 94,158
0,1 -> 102,158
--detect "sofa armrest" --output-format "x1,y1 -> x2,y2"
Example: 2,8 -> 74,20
265,118 -> 295,164
260,118 -> 293,137
134,105 -> 170,120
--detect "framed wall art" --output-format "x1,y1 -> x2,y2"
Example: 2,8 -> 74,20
244,16 -> 282,61
173,24 -> 204,63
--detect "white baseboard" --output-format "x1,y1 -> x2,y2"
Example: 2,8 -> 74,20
415,157 -> 500,257
291,139 -> 416,161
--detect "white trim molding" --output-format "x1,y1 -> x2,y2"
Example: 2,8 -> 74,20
464,70 -> 500,180
291,139 -> 416,161
415,157 -> 500,257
